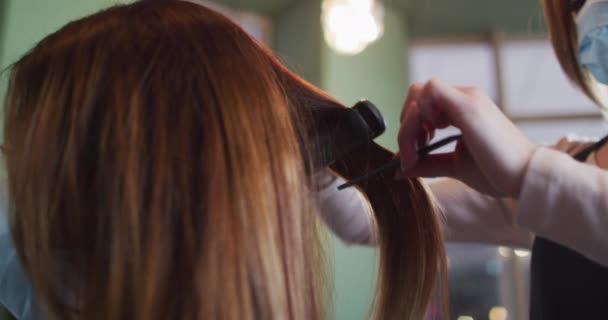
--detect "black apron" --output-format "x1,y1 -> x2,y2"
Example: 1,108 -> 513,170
530,135 -> 608,319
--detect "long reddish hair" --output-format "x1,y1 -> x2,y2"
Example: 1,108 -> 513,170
3,1 -> 446,319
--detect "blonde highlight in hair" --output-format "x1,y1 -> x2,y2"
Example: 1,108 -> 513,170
542,0 -> 608,111
4,1 -> 446,319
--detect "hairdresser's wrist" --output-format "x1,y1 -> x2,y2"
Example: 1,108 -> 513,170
460,99 -> 538,198
516,146 -> 566,222
512,143 -> 539,199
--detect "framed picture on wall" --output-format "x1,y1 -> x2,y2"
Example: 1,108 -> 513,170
409,40 -> 498,102
499,39 -> 601,119
409,37 -> 602,121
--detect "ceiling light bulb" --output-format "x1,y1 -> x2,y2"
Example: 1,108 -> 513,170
322,0 -> 384,55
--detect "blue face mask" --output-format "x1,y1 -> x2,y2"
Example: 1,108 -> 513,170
577,0 -> 608,84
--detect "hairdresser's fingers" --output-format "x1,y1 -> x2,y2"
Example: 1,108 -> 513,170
418,94 -> 451,130
401,139 -> 468,179
421,121 -> 436,146
401,82 -> 424,124
412,79 -> 537,196
396,141 -> 503,196
398,80 -> 470,170
400,84 -> 433,150
398,101 -> 433,170
398,80 -> 463,170
454,85 -> 478,95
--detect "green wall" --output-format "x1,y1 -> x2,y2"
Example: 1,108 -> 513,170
0,0 -> 7,69
322,6 -> 408,151
0,0 -> 133,71
322,7 -> 408,320
273,0 -> 323,86
0,0 -> 8,148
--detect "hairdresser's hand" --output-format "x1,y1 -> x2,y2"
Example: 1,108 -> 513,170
397,79 -> 538,198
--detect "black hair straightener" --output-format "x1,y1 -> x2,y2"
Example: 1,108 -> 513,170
312,100 -> 387,168
337,133 -> 461,190
314,99 -> 461,190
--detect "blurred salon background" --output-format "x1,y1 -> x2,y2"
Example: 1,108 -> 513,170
0,1 -> 603,319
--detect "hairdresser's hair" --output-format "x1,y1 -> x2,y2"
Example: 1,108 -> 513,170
3,1 -> 445,320
542,0 -> 607,110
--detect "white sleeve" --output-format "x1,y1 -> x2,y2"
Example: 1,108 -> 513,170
431,178 -> 533,249
517,146 -> 608,267
314,173 -> 532,248
315,138 -> 608,267
314,173 -> 376,246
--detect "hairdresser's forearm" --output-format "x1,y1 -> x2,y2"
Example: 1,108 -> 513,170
517,147 -> 608,267
430,178 -> 533,249
315,174 -> 533,248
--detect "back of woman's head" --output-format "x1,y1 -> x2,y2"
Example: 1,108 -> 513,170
4,1 -> 322,319
4,1 -> 446,319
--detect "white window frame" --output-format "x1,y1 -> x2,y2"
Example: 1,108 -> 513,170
408,34 -> 603,122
